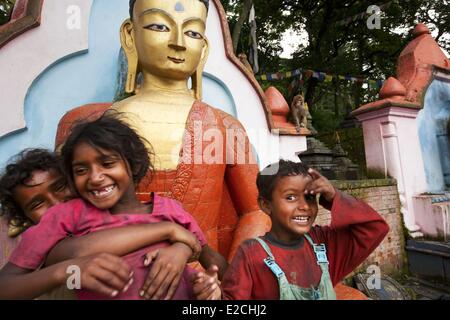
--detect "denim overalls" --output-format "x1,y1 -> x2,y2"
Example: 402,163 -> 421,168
255,234 -> 336,300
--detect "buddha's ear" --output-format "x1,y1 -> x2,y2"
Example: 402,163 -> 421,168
120,19 -> 138,94
192,37 -> 209,100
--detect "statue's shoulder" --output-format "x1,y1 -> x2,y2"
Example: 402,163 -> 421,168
194,100 -> 245,130
110,95 -> 143,113
56,103 -> 112,148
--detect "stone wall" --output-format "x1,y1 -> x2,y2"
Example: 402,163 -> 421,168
316,179 -> 406,278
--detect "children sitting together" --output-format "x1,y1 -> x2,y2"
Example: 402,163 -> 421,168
0,112 -> 389,300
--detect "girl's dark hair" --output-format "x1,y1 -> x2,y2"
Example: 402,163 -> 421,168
0,149 -> 64,223
256,159 -> 310,201
129,0 -> 209,19
61,112 -> 154,190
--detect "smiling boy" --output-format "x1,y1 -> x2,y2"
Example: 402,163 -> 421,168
194,159 -> 389,300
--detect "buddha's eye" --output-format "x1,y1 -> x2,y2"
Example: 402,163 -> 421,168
185,30 -> 203,39
145,23 -> 170,32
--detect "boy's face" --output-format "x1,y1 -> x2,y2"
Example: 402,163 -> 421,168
12,169 -> 73,223
261,174 -> 318,242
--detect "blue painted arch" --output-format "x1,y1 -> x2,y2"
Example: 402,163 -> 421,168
417,76 -> 450,192
0,0 -> 236,168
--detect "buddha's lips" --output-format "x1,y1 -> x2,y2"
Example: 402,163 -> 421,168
168,56 -> 185,63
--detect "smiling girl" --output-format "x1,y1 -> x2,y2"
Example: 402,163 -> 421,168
3,113 -> 213,300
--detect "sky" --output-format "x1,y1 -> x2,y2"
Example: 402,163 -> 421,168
279,6 -> 450,60
280,26 -> 450,59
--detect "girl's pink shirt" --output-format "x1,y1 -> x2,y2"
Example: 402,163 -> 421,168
9,194 -> 207,299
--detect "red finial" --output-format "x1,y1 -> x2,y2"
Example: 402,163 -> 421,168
265,86 -> 289,116
380,77 -> 406,99
412,23 -> 430,38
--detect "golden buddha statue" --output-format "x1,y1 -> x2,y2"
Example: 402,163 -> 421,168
56,0 -> 271,261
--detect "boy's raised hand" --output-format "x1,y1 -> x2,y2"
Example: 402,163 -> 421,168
74,252 -> 133,298
305,168 -> 336,202
192,265 -> 221,300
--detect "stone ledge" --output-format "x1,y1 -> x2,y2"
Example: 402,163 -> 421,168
331,179 -> 397,189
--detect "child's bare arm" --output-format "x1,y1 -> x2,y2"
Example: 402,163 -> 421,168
199,245 -> 228,280
0,263 -> 66,299
0,253 -> 132,299
45,222 -> 201,265
45,222 -> 203,301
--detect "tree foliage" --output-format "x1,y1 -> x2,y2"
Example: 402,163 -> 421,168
0,0 -> 15,26
221,0 -> 450,133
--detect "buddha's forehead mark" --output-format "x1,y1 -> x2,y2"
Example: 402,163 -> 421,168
175,2 -> 185,12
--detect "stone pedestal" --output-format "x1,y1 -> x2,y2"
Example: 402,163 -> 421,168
332,140 -> 360,180
300,137 -> 337,179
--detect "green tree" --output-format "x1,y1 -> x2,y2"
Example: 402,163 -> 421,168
0,0 -> 15,25
222,0 -> 450,128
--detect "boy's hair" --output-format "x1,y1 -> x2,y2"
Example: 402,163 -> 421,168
0,149 -> 64,223
129,0 -> 209,19
256,159 -> 310,201
61,112 -> 154,188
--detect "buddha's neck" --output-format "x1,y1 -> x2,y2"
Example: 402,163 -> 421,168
139,73 -> 193,98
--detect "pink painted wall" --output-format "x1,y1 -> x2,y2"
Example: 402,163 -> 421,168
356,107 -> 428,234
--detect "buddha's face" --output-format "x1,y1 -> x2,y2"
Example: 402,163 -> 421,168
131,0 -> 208,80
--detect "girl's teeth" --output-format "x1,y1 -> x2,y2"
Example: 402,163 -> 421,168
293,216 -> 309,221
92,185 -> 115,197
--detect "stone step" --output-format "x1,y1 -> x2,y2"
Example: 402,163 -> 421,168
400,276 -> 450,300
405,239 -> 450,284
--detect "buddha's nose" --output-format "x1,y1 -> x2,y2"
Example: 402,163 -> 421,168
169,26 -> 186,51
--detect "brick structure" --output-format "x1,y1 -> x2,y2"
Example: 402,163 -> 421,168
316,179 -> 405,278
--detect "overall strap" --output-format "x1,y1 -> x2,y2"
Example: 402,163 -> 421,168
254,237 -> 274,259
254,237 -> 285,279
304,234 -> 337,300
304,234 -> 329,266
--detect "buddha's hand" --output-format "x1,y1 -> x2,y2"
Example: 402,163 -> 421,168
168,224 -> 202,261
192,265 -> 221,300
305,168 -> 336,202
73,252 -> 133,298
140,242 -> 192,300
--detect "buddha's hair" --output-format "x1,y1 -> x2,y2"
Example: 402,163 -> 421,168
129,0 -> 209,19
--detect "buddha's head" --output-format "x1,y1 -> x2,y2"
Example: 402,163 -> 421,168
122,0 -> 209,97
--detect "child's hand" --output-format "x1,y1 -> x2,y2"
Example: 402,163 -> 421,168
74,253 -> 133,298
169,225 -> 202,261
192,265 -> 221,300
140,242 -> 191,300
305,168 -> 336,202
